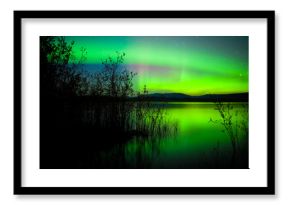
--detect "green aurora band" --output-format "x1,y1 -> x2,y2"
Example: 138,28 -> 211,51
65,36 -> 248,95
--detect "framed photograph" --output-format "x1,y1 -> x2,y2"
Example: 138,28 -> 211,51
14,10 -> 275,194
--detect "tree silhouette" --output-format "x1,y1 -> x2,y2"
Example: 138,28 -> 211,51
89,52 -> 136,98
40,36 -> 87,97
41,37 -> 136,98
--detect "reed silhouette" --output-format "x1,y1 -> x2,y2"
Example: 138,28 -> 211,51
209,101 -> 249,168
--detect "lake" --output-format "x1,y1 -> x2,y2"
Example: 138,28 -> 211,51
40,101 -> 248,169
90,102 -> 249,169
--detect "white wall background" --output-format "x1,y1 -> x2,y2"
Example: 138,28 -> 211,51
0,0 -> 287,204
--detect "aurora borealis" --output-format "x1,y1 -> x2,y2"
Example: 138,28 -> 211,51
65,36 -> 248,95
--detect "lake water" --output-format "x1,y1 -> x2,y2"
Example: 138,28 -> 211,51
41,101 -> 248,169
94,102 -> 249,169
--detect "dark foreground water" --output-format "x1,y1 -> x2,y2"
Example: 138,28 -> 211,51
40,101 -> 248,169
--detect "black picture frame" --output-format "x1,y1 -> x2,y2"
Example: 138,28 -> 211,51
14,10 -> 275,195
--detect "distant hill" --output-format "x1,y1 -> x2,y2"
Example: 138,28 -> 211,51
146,93 -> 192,99
139,92 -> 248,102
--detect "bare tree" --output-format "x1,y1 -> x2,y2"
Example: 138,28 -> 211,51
40,36 -> 88,96
91,52 -> 136,98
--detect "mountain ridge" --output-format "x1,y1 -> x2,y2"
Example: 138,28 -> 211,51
138,92 -> 248,102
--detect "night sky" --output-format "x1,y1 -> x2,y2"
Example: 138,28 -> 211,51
65,36 -> 248,95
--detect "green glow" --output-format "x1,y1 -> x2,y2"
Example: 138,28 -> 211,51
123,102 -> 248,168
65,36 -> 248,95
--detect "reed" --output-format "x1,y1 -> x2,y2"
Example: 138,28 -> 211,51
211,101 -> 248,167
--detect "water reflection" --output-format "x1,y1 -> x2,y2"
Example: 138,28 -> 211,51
40,101 -> 248,169
88,102 -> 248,168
